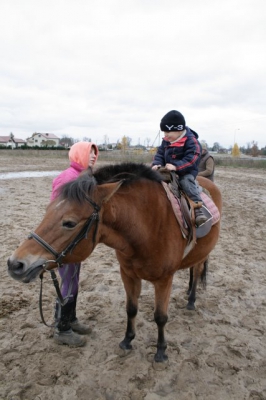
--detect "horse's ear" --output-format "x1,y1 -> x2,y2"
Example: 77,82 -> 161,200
96,180 -> 124,204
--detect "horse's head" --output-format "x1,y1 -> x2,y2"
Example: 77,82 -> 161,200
7,174 -> 123,283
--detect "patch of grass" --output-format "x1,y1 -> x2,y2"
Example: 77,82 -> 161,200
98,150 -> 154,163
2,149 -> 265,169
0,149 -> 68,158
214,156 -> 266,169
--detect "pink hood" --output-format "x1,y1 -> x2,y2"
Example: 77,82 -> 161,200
69,142 -> 99,169
50,141 -> 99,201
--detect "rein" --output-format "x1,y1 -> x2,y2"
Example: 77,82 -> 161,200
28,197 -> 101,327
39,267 -> 63,327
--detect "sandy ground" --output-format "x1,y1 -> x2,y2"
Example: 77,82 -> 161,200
1,154 -> 266,400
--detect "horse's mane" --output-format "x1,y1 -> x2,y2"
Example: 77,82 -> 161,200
59,162 -> 162,204
94,162 -> 162,184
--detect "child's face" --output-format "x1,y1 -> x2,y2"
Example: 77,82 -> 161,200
88,147 -> 97,167
164,131 -> 183,142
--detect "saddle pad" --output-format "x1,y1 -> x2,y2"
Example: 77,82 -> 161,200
200,192 -> 220,225
162,182 -> 220,229
162,182 -> 184,228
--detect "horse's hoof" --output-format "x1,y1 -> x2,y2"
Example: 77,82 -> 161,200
154,353 -> 168,363
186,302 -> 195,311
152,355 -> 169,370
117,347 -> 132,358
119,340 -> 132,350
118,343 -> 133,358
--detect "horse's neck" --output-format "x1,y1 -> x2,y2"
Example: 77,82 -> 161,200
99,181 -> 184,257
99,197 -> 140,255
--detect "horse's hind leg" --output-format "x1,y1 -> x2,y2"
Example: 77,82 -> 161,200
153,276 -> 173,363
187,259 -> 208,310
119,269 -> 141,351
187,266 -> 193,295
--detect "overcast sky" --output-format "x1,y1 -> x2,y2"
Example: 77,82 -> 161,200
0,0 -> 265,148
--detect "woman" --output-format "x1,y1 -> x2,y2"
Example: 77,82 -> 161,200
198,142 -> 215,181
51,141 -> 99,346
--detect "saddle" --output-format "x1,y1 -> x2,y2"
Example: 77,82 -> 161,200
158,168 -> 195,243
158,168 -> 213,250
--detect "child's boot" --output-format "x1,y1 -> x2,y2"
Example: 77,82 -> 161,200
194,208 -> 208,227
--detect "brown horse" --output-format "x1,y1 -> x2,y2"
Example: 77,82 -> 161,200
8,163 -> 222,363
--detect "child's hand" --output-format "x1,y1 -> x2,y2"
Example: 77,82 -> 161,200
152,165 -> 161,170
165,163 -> 176,171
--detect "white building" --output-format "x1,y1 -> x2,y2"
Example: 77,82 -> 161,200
0,136 -> 26,148
26,133 -> 60,147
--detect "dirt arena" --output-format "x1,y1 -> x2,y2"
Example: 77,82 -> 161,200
1,153 -> 266,400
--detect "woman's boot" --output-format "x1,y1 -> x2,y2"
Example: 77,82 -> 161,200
54,301 -> 86,347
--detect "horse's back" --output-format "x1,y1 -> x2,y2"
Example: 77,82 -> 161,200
197,176 -> 222,212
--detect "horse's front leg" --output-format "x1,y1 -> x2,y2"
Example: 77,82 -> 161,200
153,276 -> 173,363
119,268 -> 141,350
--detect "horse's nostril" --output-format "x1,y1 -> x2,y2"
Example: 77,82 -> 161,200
16,262 -> 24,272
7,258 -> 25,274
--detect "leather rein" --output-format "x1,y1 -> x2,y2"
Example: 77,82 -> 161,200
28,195 -> 101,327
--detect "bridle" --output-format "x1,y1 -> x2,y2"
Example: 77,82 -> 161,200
27,195 -> 101,327
28,196 -> 100,266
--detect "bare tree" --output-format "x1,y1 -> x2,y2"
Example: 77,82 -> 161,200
42,140 -> 57,147
59,135 -> 75,147
126,136 -> 132,147
251,141 -> 259,157
212,142 -> 221,152
104,135 -> 109,149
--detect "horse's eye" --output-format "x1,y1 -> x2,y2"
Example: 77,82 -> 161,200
62,221 -> 77,229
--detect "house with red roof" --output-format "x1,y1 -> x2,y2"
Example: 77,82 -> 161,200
0,136 -> 26,148
26,133 -> 60,147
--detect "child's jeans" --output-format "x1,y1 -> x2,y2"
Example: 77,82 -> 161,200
179,174 -> 202,203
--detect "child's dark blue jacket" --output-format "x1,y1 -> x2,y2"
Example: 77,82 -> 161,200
152,127 -> 202,178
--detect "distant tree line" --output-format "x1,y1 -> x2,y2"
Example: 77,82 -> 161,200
202,141 -> 266,157
4,133 -> 265,156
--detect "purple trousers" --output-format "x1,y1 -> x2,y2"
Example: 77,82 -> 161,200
58,263 -> 81,301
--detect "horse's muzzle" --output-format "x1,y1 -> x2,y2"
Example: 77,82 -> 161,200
7,256 -> 47,283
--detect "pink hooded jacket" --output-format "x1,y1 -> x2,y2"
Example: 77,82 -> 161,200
50,142 -> 99,201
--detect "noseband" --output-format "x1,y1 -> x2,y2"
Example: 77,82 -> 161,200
28,196 -> 100,266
